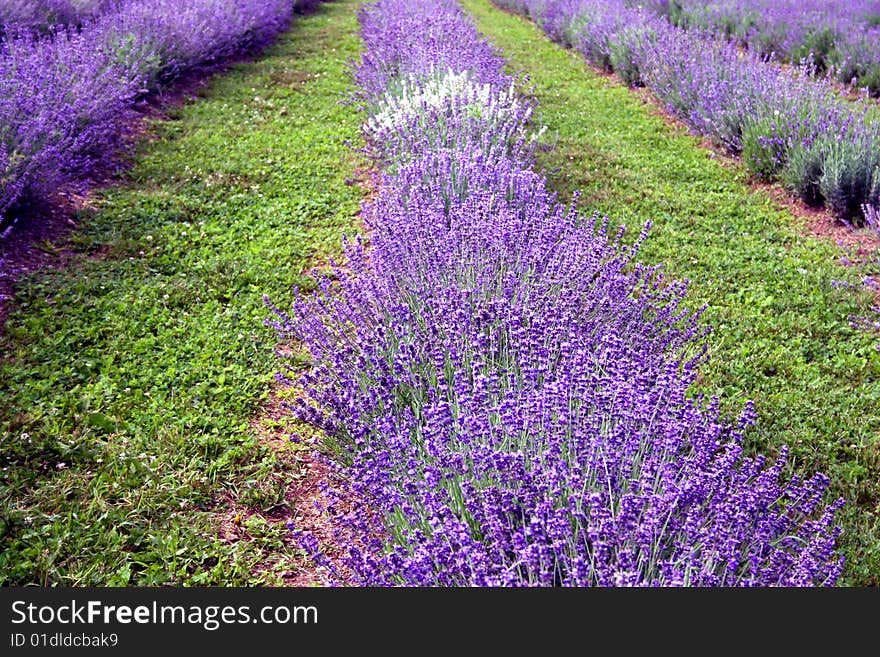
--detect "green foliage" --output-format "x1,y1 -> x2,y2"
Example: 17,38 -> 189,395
860,64 -> 880,97
607,28 -> 647,88
819,140 -> 880,219
560,15 -> 590,49
463,0 -> 880,585
661,0 -> 687,28
0,0 -> 364,585
783,136 -> 828,207
740,114 -> 786,180
791,27 -> 838,72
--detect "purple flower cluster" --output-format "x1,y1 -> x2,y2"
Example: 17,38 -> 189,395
0,0 -> 116,36
0,0 -> 311,239
494,0 -> 880,223
353,0 -> 510,104
269,0 -> 845,586
644,0 -> 880,95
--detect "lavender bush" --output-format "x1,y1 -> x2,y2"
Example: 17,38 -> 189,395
643,0 -> 880,95
354,0 -> 511,104
0,22 -> 144,223
269,0 -> 845,586
105,0 -> 296,85
0,0 -> 116,37
0,0 -> 308,240
493,0 -> 880,222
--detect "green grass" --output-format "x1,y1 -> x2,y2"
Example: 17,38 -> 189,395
463,0 -> 880,585
0,0 -> 364,586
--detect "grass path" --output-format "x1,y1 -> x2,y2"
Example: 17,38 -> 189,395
0,0 -> 364,585
462,0 -> 880,585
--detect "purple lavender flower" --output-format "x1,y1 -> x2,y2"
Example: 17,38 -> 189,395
0,0 -> 117,36
354,0 -> 512,104
1,0 -> 305,239
493,0 -> 880,220
642,0 -> 880,94
269,0 -> 846,586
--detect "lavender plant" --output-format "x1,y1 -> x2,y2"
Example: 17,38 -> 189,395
492,0 -> 880,222
0,22 -> 144,222
0,0 -> 307,240
642,0 -> 880,95
867,205 -> 880,237
354,0 -> 511,105
0,0 -> 116,37
106,0 -> 296,84
269,0 -> 845,586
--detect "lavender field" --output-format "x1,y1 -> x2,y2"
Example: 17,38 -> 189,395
0,0 -> 116,34
1,0 -> 879,587
648,0 -> 880,93
0,0 -> 316,236
495,0 -> 880,221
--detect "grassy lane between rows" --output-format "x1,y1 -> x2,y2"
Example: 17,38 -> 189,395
0,0 -> 364,585
463,0 -> 880,585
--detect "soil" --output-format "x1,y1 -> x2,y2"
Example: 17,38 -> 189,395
227,169 -> 379,587
0,195 -> 79,333
216,387 -> 350,586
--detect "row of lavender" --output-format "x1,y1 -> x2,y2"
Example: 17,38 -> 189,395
269,0 -> 844,586
0,0 -> 324,36
0,0 -> 116,36
643,0 -> 880,95
0,0 -> 323,241
494,0 -> 880,224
